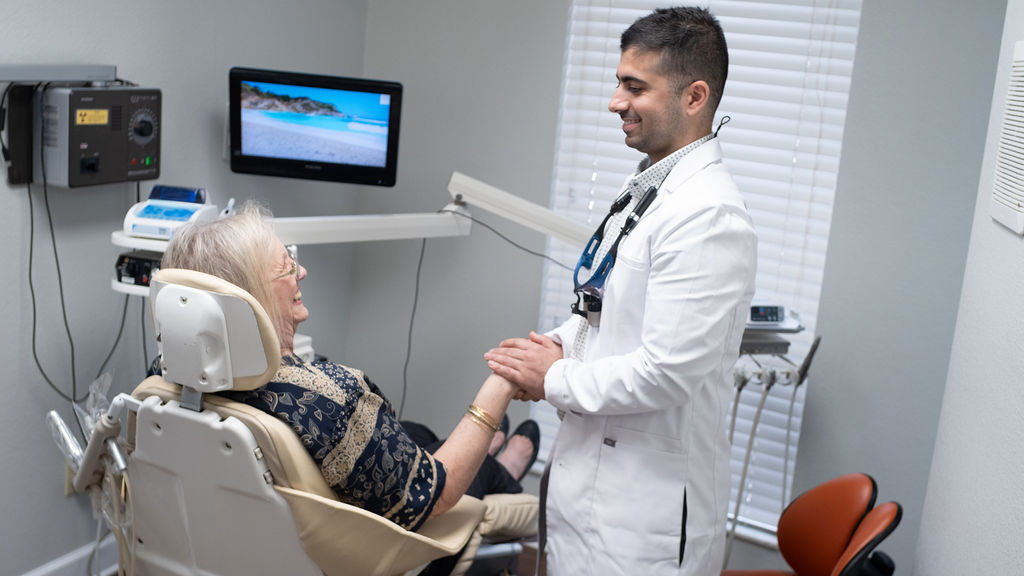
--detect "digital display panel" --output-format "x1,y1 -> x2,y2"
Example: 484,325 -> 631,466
138,202 -> 201,222
76,109 -> 109,125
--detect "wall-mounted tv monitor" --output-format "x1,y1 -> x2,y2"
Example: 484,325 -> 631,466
229,67 -> 402,187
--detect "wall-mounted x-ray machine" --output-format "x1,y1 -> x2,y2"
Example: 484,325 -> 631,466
1,64 -> 162,188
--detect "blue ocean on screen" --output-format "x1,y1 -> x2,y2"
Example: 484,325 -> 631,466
239,80 -> 391,167
240,109 -> 388,167
263,111 -> 388,143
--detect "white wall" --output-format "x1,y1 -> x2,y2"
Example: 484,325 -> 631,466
914,0 -> 1024,572
0,1 -> 369,572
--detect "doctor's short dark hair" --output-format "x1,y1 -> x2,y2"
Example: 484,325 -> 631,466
620,6 -> 729,112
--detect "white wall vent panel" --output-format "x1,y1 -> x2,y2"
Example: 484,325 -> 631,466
992,41 -> 1024,234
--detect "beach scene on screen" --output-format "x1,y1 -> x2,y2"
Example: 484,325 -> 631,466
240,81 -> 390,167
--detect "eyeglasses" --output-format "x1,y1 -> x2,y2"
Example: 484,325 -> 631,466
272,244 -> 300,280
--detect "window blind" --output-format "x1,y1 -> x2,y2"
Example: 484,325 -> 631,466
531,0 -> 862,538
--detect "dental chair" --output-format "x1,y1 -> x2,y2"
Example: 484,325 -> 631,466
54,268 -> 536,576
722,472 -> 901,576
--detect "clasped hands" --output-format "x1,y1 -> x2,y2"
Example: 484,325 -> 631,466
485,331 -> 562,402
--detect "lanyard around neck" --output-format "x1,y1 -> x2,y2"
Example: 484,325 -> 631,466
572,184 -> 658,293
569,134 -> 714,318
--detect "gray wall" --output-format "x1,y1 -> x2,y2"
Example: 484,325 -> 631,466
914,0 -> 1024,572
785,0 -> 1008,573
0,1 -> 368,573
343,0 -> 571,434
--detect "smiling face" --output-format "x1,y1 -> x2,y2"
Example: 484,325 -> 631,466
608,47 -> 709,164
270,239 -> 308,353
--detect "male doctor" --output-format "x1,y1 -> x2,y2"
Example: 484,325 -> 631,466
485,7 -> 757,575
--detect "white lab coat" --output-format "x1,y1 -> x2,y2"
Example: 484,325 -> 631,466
543,139 -> 757,576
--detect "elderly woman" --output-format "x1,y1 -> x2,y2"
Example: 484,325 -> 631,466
160,201 -> 536,537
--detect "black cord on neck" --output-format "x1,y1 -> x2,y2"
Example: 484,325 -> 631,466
715,115 -> 731,137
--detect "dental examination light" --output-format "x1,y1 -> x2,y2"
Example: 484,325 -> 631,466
272,205 -> 472,245
269,171 -> 591,248
447,171 -> 591,248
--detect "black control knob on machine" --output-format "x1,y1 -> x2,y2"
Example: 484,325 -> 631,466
129,108 -> 158,146
134,120 -> 154,138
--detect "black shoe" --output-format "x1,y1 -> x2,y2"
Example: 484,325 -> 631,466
510,419 -> 540,482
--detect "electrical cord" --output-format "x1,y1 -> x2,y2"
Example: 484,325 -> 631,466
439,208 -> 572,273
95,295 -> 130,380
38,81 -> 79,402
397,207 -> 574,419
26,81 -> 141,405
141,299 -> 149,374
398,238 -> 427,419
1,82 -> 11,162
135,183 -> 148,375
27,81 -> 137,407
26,80 -> 81,403
95,163 -> 145,383
26,184 -> 79,403
42,183 -> 79,400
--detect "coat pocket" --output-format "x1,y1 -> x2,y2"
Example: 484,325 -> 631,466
592,426 -> 689,568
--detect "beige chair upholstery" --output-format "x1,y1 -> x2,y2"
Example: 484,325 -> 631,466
129,269 -> 489,576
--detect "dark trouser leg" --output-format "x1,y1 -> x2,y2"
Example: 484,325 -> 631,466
420,438 -> 522,498
401,420 -> 440,447
464,450 -> 523,498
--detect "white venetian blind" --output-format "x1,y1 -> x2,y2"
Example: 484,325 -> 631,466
531,0 -> 862,538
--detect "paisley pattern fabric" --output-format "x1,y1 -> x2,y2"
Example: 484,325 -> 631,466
224,354 -> 445,531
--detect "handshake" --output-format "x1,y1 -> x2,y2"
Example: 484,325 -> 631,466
484,331 -> 563,402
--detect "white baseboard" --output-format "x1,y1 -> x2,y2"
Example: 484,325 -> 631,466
22,533 -> 118,576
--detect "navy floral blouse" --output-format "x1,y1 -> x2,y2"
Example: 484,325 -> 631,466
224,355 -> 445,530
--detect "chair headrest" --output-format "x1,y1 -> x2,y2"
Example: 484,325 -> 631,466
150,269 -> 281,393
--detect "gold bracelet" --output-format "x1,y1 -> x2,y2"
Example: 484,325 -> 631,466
467,404 -> 500,432
466,413 -> 497,433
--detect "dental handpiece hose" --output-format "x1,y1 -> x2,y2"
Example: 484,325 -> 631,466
72,412 -> 123,493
